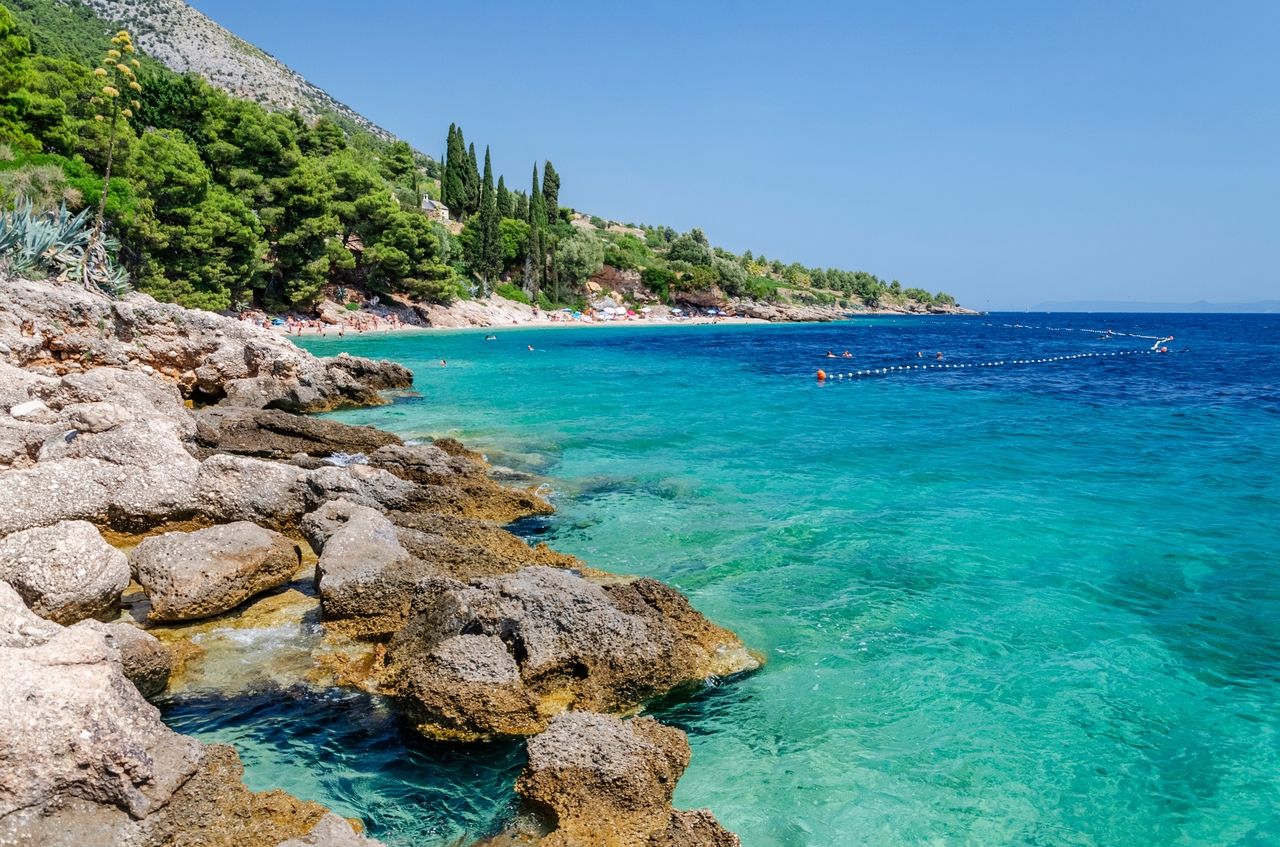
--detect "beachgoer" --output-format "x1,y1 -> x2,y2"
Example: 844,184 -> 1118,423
917,351 -> 923,358
841,350 -> 852,358
936,351 -> 944,360
826,350 -> 837,358
527,344 -> 535,352
440,359 -> 447,367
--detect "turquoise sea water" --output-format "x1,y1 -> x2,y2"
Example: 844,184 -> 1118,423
164,315 -> 1280,846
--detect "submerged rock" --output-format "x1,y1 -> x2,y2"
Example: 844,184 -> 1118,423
512,712 -> 739,847
131,522 -> 301,622
385,567 -> 759,739
0,519 -> 129,624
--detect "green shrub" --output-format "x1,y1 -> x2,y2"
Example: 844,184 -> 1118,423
344,301 -> 360,311
496,282 -> 531,304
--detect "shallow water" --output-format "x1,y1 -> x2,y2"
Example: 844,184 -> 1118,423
165,314 -> 1280,845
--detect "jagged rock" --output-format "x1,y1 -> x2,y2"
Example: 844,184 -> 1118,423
513,712 -> 740,847
79,620 -> 174,698
131,522 -> 301,622
194,406 -> 402,458
0,520 -> 129,624
384,567 -> 759,738
303,464 -> 417,513
197,453 -> 310,528
0,581 -> 204,824
302,501 -> 581,637
302,500 -> 415,635
0,275 -> 411,412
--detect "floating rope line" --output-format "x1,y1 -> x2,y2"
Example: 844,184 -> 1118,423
817,349 -> 1156,381
984,322 -> 1170,342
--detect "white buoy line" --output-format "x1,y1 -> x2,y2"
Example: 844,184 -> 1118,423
826,349 -> 1153,380
985,322 -> 1168,341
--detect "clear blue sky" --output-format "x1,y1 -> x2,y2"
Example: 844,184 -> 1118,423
189,0 -> 1277,309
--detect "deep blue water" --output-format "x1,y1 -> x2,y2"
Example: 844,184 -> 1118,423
163,313 -> 1280,846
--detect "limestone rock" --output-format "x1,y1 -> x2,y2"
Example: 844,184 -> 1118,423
302,500 -> 415,634
0,520 -> 129,624
384,567 -> 759,738
197,453 -> 310,528
277,812 -> 387,847
0,275 -> 411,412
194,406 -> 401,459
131,522 -> 301,622
79,619 -> 174,698
515,712 -> 740,847
0,581 -> 204,822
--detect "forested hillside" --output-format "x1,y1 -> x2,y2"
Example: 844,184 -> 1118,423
0,0 -> 958,315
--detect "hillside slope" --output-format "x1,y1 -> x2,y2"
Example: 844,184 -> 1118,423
59,0 -> 396,142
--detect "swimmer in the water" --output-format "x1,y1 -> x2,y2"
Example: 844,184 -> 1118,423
935,351 -> 944,360
527,345 -> 535,351
440,359 -> 447,367
825,350 -> 837,358
841,350 -> 852,358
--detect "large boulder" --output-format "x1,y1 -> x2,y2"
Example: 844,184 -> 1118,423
196,454 -> 311,528
384,567 -> 759,739
131,522 -> 301,622
302,500 -> 417,635
0,520 -> 129,624
513,712 -> 740,847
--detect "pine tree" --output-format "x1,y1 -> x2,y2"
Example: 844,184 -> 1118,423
542,160 -> 560,225
466,142 -> 480,216
496,175 -> 512,219
479,146 -> 501,283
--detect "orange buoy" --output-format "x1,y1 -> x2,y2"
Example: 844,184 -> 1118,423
816,369 -> 827,381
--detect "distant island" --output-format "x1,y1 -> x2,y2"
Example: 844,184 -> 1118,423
1028,300 -> 1280,314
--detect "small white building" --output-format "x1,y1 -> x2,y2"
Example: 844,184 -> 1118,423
421,197 -> 450,223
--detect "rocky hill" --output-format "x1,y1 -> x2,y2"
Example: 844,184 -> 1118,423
59,0 -> 397,142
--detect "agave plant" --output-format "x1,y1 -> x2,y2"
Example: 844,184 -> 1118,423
0,198 -> 130,296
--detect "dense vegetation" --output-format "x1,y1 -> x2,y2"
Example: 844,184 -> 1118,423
0,0 -> 957,314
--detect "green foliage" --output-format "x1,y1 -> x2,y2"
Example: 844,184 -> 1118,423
498,216 -> 529,263
555,230 -> 604,290
0,197 -> 128,293
495,282 -> 530,304
542,160 -> 559,225
666,228 -> 713,266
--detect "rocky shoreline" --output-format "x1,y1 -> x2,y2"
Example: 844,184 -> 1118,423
0,274 -> 757,846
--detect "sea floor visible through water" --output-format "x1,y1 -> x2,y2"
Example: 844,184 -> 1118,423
162,313 -> 1280,846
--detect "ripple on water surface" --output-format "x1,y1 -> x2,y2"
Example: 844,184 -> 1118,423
263,314 -> 1280,846
161,686 -> 524,846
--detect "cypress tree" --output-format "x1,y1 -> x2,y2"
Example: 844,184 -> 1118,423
442,124 -> 466,216
479,146 -> 501,282
542,160 -> 560,225
513,190 -> 529,222
496,175 -> 512,219
466,142 -> 480,216
527,164 -> 547,298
